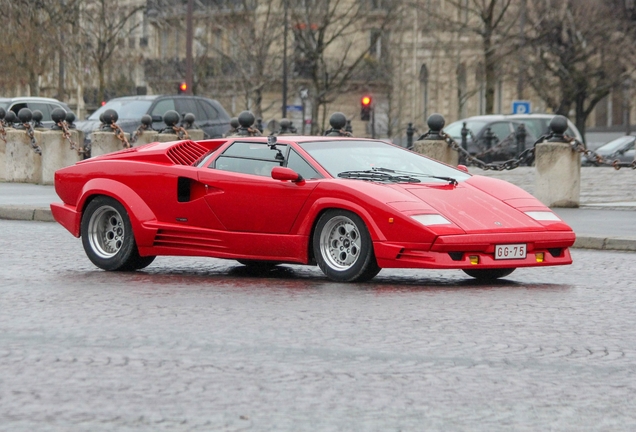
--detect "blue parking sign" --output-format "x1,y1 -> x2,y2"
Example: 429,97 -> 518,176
512,100 -> 531,114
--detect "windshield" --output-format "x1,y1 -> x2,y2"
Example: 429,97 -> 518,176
598,136 -> 635,153
89,100 -> 153,120
444,120 -> 488,139
299,140 -> 471,183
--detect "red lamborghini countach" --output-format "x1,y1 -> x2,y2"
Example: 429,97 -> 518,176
51,136 -> 575,282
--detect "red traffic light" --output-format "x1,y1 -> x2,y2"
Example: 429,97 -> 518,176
178,82 -> 188,94
361,96 -> 372,106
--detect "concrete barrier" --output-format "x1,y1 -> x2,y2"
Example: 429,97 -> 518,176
4,129 -> 42,183
157,129 -> 204,143
413,138 -> 458,166
0,132 -> 6,181
40,130 -> 85,185
91,131 -> 131,157
133,131 -> 159,146
535,141 -> 581,207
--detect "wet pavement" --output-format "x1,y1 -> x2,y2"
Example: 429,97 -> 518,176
1,220 -> 635,431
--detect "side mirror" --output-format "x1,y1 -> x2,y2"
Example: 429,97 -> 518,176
271,166 -> 303,182
457,164 -> 469,173
151,115 -> 163,122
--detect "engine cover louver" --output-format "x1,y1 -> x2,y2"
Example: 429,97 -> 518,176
166,141 -> 208,166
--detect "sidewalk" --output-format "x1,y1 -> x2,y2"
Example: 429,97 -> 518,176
1,167 -> 635,252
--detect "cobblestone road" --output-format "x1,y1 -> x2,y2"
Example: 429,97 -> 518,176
1,221 -> 635,431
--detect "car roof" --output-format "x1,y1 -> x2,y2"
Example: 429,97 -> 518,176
227,136 -> 387,144
451,115 -> 507,123
104,95 -> 221,102
0,96 -> 67,103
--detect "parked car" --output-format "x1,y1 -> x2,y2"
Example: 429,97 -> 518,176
51,136 -> 575,282
0,96 -> 72,127
581,135 -> 635,166
75,95 -> 231,144
444,114 -> 583,164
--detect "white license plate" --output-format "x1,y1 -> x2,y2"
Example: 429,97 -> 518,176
495,244 -> 527,260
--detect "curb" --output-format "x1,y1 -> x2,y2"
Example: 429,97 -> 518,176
0,206 -> 55,222
1,206 -> 636,252
574,235 -> 636,252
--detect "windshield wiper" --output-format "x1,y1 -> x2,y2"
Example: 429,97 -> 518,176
337,170 -> 421,183
372,167 -> 458,186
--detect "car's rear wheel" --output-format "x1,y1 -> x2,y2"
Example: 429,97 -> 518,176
463,268 -> 515,280
313,210 -> 380,282
81,196 -> 153,271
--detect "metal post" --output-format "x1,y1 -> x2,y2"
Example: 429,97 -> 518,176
461,122 -> 468,150
406,122 -> 414,149
282,0 -> 288,118
516,123 -> 526,157
185,0 -> 193,95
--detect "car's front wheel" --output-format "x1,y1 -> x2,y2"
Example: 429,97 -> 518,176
81,196 -> 154,271
462,268 -> 515,280
313,210 -> 380,282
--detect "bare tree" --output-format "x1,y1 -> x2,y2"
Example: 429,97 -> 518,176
80,0 -> 144,104
291,0 -> 400,134
0,0 -> 80,96
522,0 -> 636,138
423,0 -> 517,114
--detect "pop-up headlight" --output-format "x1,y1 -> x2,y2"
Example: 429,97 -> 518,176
411,214 -> 452,226
524,211 -> 561,221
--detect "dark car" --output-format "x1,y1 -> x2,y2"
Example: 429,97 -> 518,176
75,95 -> 231,144
0,97 -> 72,127
444,114 -> 583,164
582,135 -> 635,166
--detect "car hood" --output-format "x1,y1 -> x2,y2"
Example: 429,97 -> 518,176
402,183 -> 545,234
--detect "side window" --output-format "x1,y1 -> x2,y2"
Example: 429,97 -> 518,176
27,102 -> 52,121
197,100 -> 219,121
213,142 -> 287,177
488,122 -> 513,141
175,98 -> 201,120
10,102 -> 27,115
151,99 -> 176,117
287,149 -> 321,179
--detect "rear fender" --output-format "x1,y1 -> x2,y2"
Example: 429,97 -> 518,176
77,179 -> 157,247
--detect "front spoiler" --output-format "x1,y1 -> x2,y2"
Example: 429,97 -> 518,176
374,231 -> 575,269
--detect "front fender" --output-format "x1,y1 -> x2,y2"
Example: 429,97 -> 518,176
295,197 -> 387,242
76,178 -> 157,247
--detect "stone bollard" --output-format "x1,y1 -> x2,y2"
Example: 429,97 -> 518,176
4,129 -> 43,183
91,131 -> 131,157
412,114 -> 458,166
534,116 -> 580,208
134,130 -> 159,146
39,129 -> 85,185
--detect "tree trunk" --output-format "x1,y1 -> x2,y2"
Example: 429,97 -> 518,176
484,34 -> 496,114
97,63 -> 106,105
28,71 -> 39,97
575,94 -> 587,144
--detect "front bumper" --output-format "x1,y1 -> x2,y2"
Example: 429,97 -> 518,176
374,231 -> 575,269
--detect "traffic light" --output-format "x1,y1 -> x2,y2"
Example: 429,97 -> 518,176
361,95 -> 372,121
178,81 -> 188,94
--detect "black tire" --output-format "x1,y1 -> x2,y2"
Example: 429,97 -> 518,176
81,196 -> 153,271
313,209 -> 380,282
462,268 -> 515,280
236,260 -> 279,270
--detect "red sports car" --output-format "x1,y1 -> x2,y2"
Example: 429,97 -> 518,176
51,136 -> 575,282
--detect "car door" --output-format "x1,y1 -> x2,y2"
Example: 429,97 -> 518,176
175,97 -> 209,137
194,99 -> 219,137
197,141 -> 318,234
619,139 -> 635,163
149,98 -> 176,130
